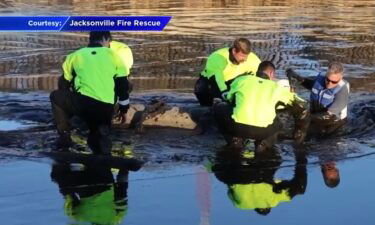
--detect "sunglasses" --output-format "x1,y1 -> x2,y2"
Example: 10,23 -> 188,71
325,77 -> 340,84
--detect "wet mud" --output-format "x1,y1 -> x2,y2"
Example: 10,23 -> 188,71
1,90 -> 375,169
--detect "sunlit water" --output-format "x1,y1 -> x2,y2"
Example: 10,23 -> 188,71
1,0 -> 375,224
0,119 -> 35,131
0,0 -> 375,90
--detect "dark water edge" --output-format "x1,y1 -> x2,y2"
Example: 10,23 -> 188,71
1,155 -> 375,225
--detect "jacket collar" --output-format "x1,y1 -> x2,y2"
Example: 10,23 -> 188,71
87,43 -> 104,48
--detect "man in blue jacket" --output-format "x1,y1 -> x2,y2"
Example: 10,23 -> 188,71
287,61 -> 349,136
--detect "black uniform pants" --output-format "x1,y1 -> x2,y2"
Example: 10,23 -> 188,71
213,102 -> 281,151
194,75 -> 222,106
50,90 -> 114,155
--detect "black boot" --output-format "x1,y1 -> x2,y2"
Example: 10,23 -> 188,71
55,131 -> 72,151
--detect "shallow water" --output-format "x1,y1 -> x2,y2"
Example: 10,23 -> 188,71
1,154 -> 375,225
1,0 -> 375,224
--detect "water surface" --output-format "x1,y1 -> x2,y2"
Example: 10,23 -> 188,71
1,1 -> 375,224
1,154 -> 375,225
0,0 -> 375,91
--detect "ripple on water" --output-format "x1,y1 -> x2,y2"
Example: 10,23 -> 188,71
0,0 -> 375,92
0,119 -> 36,131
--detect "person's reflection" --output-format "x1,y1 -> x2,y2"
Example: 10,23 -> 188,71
308,140 -> 342,189
321,161 -> 340,188
212,149 -> 307,215
50,163 -> 129,225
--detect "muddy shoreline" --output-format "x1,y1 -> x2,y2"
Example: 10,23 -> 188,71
1,90 -> 375,169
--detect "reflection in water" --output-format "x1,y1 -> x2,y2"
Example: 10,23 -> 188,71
50,164 -> 130,225
306,138 -> 344,189
321,161 -> 340,188
212,149 -> 307,215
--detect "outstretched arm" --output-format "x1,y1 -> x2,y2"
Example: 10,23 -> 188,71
286,69 -> 315,90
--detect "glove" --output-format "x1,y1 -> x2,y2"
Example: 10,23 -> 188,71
286,68 -> 305,83
212,98 -> 222,106
116,102 -> 129,124
118,104 -> 129,114
311,112 -> 336,124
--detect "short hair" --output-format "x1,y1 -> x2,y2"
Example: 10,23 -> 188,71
327,61 -> 344,76
89,31 -> 112,44
257,61 -> 275,74
256,61 -> 275,79
233,38 -> 251,54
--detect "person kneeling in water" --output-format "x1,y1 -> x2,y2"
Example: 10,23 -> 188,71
213,61 -> 309,152
286,61 -> 349,136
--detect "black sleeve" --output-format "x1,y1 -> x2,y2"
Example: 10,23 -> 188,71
114,169 -> 129,202
287,163 -> 307,198
58,75 -> 71,91
272,162 -> 307,198
301,77 -> 316,90
114,76 -> 130,101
